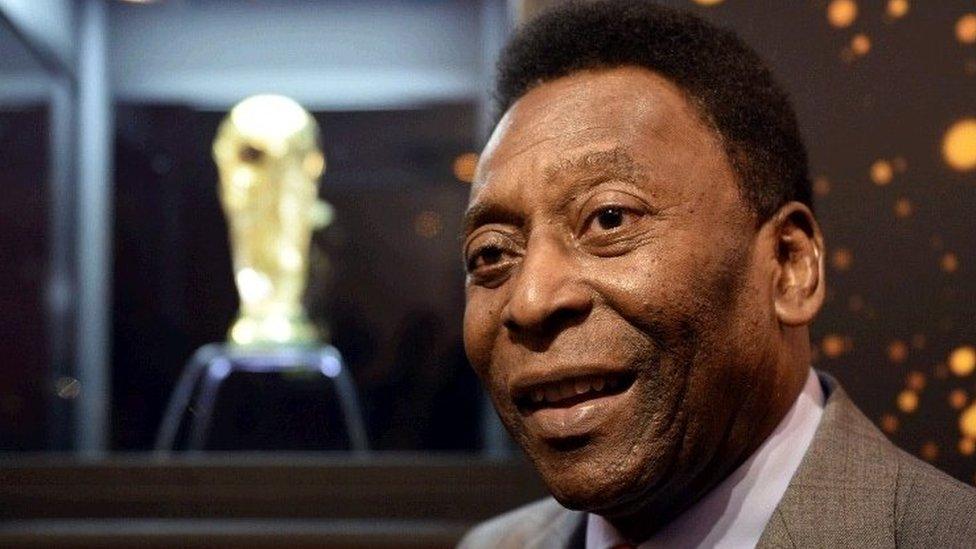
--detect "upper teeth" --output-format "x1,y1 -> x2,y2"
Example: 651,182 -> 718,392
530,375 -> 617,404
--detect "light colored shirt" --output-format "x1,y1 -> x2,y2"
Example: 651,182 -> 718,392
586,368 -> 825,549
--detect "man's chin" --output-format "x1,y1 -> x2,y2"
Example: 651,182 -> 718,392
529,450 -> 653,513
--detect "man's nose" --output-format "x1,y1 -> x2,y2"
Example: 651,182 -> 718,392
502,234 -> 593,338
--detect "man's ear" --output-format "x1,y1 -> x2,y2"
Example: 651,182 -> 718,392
769,201 -> 825,326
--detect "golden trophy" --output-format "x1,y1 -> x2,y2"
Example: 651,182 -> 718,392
212,94 -> 332,346
155,95 -> 367,453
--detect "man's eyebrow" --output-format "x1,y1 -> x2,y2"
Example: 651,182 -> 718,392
544,147 -> 645,184
461,201 -> 523,240
547,148 -> 647,211
461,148 -> 645,239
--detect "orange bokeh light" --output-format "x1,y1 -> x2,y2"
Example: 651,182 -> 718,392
870,159 -> 894,185
452,152 -> 479,183
822,334 -> 849,358
949,346 -> 976,377
897,390 -> 919,413
828,0 -> 858,28
886,0 -> 909,19
942,118 -> 976,171
957,14 -> 976,44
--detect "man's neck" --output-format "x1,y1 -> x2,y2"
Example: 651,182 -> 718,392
600,364 -> 816,543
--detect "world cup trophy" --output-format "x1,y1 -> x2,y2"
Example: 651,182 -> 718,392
155,95 -> 367,452
212,95 -> 332,346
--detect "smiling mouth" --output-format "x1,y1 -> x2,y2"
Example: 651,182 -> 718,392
514,372 -> 635,412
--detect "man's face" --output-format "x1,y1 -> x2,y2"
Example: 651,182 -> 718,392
462,66 -> 784,514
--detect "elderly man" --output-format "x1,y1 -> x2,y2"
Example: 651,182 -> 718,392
459,1 -> 976,547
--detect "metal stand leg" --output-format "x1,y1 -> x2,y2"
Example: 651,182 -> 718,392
317,348 -> 368,454
155,344 -> 369,453
186,357 -> 233,452
153,344 -> 224,454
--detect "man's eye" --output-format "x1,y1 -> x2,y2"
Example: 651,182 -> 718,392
596,208 -> 625,230
475,246 -> 502,266
467,245 -> 508,272
586,206 -> 636,234
464,230 -> 522,282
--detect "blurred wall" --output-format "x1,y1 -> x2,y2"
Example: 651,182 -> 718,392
0,0 -> 73,70
0,7 -> 55,105
108,0 -> 487,110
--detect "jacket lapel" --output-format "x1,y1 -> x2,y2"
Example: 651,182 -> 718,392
757,373 -> 898,548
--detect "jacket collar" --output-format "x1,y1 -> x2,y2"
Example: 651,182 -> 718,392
756,372 -> 898,547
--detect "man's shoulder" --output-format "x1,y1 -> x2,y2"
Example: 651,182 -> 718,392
458,498 -> 578,549
778,374 -> 976,546
891,443 -> 976,545
817,378 -> 976,527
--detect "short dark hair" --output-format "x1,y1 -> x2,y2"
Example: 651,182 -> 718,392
495,0 -> 811,221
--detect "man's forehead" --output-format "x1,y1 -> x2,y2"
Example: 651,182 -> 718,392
463,66 -> 737,234
474,67 -> 700,181
493,66 -> 697,141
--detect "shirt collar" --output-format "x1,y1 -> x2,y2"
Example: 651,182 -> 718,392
586,368 -> 825,549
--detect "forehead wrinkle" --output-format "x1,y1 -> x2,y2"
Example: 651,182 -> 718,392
543,146 -> 645,184
491,123 -> 620,171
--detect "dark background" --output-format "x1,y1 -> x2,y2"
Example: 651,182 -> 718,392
0,106 -> 49,451
1,0 -> 974,486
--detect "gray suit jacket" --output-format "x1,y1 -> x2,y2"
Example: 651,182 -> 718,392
460,374 -> 976,548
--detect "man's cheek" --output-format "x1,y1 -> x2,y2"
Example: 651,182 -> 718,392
462,298 -> 493,360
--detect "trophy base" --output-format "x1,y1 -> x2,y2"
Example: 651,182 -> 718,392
228,314 -> 325,347
154,343 -> 367,452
